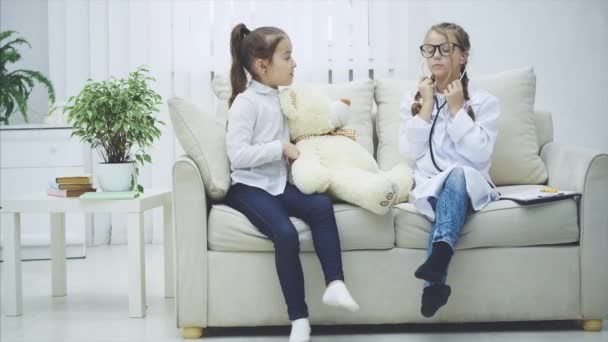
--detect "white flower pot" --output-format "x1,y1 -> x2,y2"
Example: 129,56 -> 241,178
97,162 -> 136,192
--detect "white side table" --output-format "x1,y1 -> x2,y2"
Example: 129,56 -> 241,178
1,189 -> 174,318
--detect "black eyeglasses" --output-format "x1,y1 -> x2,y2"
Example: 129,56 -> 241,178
419,43 -> 462,58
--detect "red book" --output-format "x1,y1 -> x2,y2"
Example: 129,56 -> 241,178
47,187 -> 97,198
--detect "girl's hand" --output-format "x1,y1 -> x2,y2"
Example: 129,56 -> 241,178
444,79 -> 465,116
282,142 -> 300,162
418,77 -> 435,104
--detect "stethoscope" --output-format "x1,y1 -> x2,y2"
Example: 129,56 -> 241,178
426,66 -> 467,173
429,95 -> 447,173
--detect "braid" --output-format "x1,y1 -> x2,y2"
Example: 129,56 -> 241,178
411,93 -> 422,116
411,74 -> 436,116
461,67 -> 475,120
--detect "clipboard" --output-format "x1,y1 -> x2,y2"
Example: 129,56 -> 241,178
499,188 -> 581,205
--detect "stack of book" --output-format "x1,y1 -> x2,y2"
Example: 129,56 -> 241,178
47,176 -> 97,198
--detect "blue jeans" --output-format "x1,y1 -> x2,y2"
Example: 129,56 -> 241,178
224,182 -> 345,320
425,168 -> 471,287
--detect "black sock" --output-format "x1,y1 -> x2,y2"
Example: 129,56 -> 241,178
415,241 -> 454,282
421,284 -> 451,317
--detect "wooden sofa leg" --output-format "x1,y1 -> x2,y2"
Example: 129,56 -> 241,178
582,320 -> 603,332
181,327 -> 204,339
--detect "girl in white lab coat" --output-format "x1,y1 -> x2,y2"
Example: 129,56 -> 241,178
399,23 -> 501,317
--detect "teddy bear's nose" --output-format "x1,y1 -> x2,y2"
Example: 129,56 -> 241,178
339,98 -> 351,106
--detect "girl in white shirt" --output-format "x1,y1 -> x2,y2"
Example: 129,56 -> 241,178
399,23 -> 501,317
224,23 -> 359,342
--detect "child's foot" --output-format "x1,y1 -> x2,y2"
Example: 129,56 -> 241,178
322,280 -> 360,312
415,241 -> 453,282
421,284 -> 451,317
289,318 -> 311,342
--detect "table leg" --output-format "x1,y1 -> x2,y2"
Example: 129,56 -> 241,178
2,213 -> 22,316
127,212 -> 146,318
163,203 -> 174,298
50,212 -> 67,297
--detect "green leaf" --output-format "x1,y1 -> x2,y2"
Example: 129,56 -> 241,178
54,64 -> 162,164
1,31 -> 55,123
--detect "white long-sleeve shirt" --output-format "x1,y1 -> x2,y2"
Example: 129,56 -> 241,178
399,85 -> 501,221
226,80 -> 290,195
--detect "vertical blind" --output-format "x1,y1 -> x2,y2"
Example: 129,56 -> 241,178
46,0 -> 410,244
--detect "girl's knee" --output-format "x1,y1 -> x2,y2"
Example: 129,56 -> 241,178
445,167 -> 466,191
309,194 -> 333,214
274,228 -> 300,249
449,167 -> 464,179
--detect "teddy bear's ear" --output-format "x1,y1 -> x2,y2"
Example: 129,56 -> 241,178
279,88 -> 298,118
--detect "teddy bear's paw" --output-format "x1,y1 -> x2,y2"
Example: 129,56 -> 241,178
389,184 -> 400,207
381,184 -> 398,208
289,91 -> 297,108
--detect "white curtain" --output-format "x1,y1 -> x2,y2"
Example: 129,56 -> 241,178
45,0 -> 409,245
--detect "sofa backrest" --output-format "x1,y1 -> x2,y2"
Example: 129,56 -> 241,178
212,77 -> 376,155
533,110 -> 553,150
370,109 -> 553,168
199,66 -> 550,201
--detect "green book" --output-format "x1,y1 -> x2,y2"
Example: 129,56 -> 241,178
79,191 -> 140,200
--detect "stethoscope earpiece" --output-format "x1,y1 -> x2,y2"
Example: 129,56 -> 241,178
459,66 -> 467,81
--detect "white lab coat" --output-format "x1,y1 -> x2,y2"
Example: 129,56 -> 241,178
399,85 -> 501,221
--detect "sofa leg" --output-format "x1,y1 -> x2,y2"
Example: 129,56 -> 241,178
582,320 -> 603,332
181,327 -> 204,339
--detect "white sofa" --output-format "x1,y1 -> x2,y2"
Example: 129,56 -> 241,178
169,67 -> 608,338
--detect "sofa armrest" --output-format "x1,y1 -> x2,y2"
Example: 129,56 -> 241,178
541,142 -> 608,320
172,155 -> 208,328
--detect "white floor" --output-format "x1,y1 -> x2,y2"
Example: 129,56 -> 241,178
1,245 -> 606,342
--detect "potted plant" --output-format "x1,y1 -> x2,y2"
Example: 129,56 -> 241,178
0,30 -> 55,124
64,65 -> 163,192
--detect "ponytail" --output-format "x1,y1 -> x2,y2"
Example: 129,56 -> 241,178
229,23 -> 250,107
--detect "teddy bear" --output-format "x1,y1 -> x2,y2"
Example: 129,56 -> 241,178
279,86 -> 413,215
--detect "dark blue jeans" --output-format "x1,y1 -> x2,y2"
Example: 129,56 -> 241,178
224,182 -> 345,320
425,167 -> 471,287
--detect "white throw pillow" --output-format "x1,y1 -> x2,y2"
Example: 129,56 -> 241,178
374,78 -> 418,169
375,66 -> 547,185
212,77 -> 376,155
168,97 -> 231,201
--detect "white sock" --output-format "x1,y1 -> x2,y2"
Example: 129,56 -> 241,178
289,318 -> 311,342
322,280 -> 360,312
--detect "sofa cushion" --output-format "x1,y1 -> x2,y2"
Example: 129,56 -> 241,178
212,77 -> 376,155
374,66 -> 548,186
394,185 -> 579,250
168,97 -> 231,201
208,203 -> 395,252
374,78 -> 418,169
